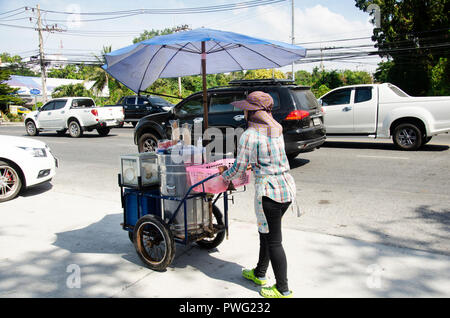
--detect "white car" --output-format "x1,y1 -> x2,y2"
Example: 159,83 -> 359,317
0,135 -> 57,202
319,83 -> 450,150
24,97 -> 124,138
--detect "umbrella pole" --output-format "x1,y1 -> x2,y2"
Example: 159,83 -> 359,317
201,41 -> 208,131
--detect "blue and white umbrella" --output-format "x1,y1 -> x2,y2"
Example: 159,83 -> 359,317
102,28 -> 307,128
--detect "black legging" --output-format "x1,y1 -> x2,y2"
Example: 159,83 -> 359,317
254,196 -> 291,293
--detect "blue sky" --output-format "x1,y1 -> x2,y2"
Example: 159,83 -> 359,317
0,0 -> 380,73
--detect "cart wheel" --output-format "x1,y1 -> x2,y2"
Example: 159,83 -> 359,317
133,215 -> 175,271
196,205 -> 226,250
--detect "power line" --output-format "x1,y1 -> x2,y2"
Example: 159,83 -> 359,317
38,1 -> 286,15
0,6 -> 25,16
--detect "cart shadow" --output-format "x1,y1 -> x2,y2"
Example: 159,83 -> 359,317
52,213 -> 260,293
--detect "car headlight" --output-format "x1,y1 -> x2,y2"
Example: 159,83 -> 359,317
18,146 -> 47,157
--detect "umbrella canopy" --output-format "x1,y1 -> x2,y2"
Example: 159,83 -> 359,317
102,28 -> 307,128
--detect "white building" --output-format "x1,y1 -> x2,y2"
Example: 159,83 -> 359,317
6,75 -> 109,106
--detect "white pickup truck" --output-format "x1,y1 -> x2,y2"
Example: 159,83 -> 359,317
318,83 -> 450,150
25,97 -> 124,138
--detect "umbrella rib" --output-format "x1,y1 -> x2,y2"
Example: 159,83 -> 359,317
208,44 -> 240,54
240,44 -> 282,68
165,44 -> 199,54
138,45 -> 165,92
213,41 -> 244,70
187,42 -> 201,53
157,42 -> 192,78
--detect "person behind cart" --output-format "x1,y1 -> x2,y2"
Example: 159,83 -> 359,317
218,91 -> 300,298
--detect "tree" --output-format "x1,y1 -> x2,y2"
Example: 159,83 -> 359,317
52,83 -> 90,98
1,52 -> 38,77
355,0 -> 450,96
430,57 -> 450,95
0,68 -> 24,112
295,70 -> 313,86
373,60 -> 394,83
89,46 -> 112,95
244,69 -> 286,80
132,26 -> 188,44
47,64 -> 87,80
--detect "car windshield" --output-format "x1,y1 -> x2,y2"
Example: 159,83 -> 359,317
290,88 -> 320,110
148,96 -> 172,107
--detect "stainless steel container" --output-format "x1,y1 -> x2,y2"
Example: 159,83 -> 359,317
158,152 -> 209,237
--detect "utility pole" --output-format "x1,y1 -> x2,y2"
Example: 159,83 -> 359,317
36,4 -> 48,103
31,5 -> 64,103
291,0 -> 295,81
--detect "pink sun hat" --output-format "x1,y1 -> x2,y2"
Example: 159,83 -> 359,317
231,91 -> 274,112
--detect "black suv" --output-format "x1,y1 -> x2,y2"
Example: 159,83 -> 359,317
114,95 -> 174,126
134,79 -> 326,160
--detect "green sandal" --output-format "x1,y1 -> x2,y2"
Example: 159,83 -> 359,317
242,269 -> 267,286
260,285 -> 293,298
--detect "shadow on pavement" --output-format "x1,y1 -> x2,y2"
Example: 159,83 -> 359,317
51,213 -> 257,293
288,157 -> 310,169
22,132 -> 119,138
20,182 -> 53,198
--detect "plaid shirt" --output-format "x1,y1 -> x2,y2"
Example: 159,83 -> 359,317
222,128 -> 298,233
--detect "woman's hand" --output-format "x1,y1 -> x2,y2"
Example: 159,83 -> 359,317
217,165 -> 228,175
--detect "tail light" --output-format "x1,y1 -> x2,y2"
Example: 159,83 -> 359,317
285,110 -> 310,120
91,109 -> 98,116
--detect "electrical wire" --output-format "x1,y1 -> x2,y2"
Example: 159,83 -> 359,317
38,1 -> 286,15
0,6 -> 26,16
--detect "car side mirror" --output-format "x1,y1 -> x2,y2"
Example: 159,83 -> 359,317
318,99 -> 323,106
37,107 -> 42,112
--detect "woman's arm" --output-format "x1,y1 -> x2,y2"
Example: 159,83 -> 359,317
222,130 -> 256,181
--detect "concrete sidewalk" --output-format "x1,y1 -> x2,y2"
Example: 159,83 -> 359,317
0,187 -> 449,298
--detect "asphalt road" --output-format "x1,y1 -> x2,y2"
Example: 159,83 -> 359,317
1,123 -> 449,255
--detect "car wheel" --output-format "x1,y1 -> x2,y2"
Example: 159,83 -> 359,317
0,161 -> 22,203
138,133 -> 159,153
393,123 -> 423,151
68,120 -> 83,138
26,120 -> 39,136
97,127 -> 110,136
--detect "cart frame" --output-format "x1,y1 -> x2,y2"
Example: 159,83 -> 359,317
119,172 -> 230,245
